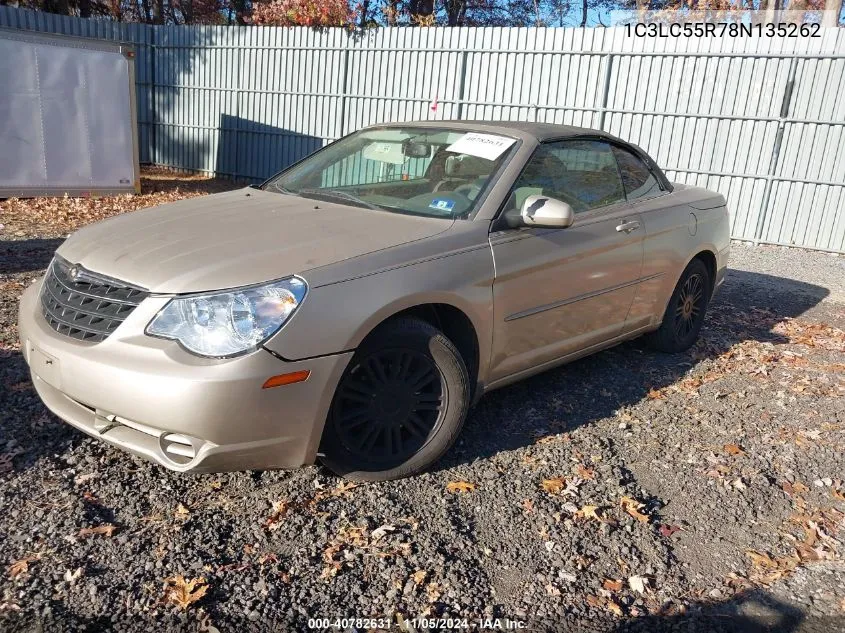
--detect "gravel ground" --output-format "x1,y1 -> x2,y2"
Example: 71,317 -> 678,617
1,171 -> 844,632
730,242 -> 845,305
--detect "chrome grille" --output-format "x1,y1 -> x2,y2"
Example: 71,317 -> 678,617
40,257 -> 149,343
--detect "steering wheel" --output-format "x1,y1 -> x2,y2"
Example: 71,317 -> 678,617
453,182 -> 482,201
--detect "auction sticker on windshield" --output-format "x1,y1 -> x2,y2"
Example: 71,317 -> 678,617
446,133 -> 516,161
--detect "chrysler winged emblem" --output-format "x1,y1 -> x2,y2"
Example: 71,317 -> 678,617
67,264 -> 100,285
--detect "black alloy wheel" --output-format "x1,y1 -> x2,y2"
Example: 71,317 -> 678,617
331,348 -> 447,468
646,258 -> 711,353
674,271 -> 705,340
320,317 -> 470,481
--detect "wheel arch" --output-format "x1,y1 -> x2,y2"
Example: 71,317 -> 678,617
691,248 -> 718,297
355,301 -> 483,401
654,246 -> 719,327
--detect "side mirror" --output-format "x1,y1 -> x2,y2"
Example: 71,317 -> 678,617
520,195 -> 575,229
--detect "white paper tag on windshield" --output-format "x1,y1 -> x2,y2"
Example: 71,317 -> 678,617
446,133 -> 516,161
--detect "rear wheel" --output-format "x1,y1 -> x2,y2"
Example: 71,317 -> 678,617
319,318 -> 470,481
646,259 -> 711,353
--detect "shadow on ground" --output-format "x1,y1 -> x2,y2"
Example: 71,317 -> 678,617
610,589 -> 843,633
0,238 -> 64,275
438,268 -> 830,472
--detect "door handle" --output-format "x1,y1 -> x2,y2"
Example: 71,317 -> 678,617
616,220 -> 640,233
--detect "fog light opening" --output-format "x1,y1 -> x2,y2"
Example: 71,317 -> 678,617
160,433 -> 197,465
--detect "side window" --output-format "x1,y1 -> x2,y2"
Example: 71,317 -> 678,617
508,139 -> 626,215
611,146 -> 663,202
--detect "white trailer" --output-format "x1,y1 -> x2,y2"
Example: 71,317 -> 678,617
0,27 -> 140,197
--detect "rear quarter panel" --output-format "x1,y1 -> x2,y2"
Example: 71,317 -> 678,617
629,184 -> 730,331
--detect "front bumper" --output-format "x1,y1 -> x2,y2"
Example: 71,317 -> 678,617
18,281 -> 352,472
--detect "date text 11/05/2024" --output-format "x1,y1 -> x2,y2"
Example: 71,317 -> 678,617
307,617 -> 528,630
626,21 -> 822,38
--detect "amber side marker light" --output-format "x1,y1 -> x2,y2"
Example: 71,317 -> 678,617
262,370 -> 310,389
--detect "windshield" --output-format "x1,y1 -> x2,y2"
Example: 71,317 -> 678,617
263,127 -> 518,218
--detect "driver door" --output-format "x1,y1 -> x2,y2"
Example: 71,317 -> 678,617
488,139 -> 644,383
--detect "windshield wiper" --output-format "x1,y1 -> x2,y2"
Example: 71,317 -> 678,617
296,188 -> 384,211
264,183 -> 295,195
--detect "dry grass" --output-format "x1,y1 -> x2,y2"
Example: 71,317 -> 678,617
0,166 -> 238,238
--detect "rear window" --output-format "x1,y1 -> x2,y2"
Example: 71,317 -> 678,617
611,145 -> 664,202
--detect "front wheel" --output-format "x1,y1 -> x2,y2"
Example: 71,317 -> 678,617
646,259 -> 711,353
319,318 -> 470,481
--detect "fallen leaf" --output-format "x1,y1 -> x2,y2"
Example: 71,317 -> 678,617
175,503 -> 190,519
311,481 -> 359,505
575,505 -> 603,522
336,525 -> 368,547
782,481 -> 810,496
646,388 -> 665,400
265,500 -> 289,531
8,559 -> 32,579
370,524 -> 395,541
576,464 -> 595,480
412,570 -> 427,585
748,550 -> 801,585
746,550 -> 777,569
64,567 -> 83,583
426,582 -> 442,602
521,498 -> 534,513
446,481 -> 476,494
628,575 -> 650,593
541,478 -> 566,495
724,443 -> 746,457
545,582 -> 561,596
603,578 -> 623,592
620,497 -> 650,523
163,575 -> 208,610
659,524 -> 681,538
77,524 -> 117,538
606,598 -> 624,616
586,594 -> 603,608
328,481 -> 358,497
74,473 -> 97,486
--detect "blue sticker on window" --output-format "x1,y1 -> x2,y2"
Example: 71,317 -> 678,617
429,198 -> 455,212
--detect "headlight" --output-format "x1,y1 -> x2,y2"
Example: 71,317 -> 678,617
146,277 -> 307,357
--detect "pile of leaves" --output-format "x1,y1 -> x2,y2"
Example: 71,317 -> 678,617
649,317 -> 845,401
0,167 -> 236,237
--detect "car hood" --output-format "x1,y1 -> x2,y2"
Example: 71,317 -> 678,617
56,188 -> 454,293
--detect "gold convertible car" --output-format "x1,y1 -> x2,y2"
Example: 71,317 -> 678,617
19,121 -> 730,480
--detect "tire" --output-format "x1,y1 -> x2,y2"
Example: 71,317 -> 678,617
319,317 -> 470,481
646,259 -> 711,353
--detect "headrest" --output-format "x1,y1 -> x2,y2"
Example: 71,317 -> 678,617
445,154 -> 491,178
